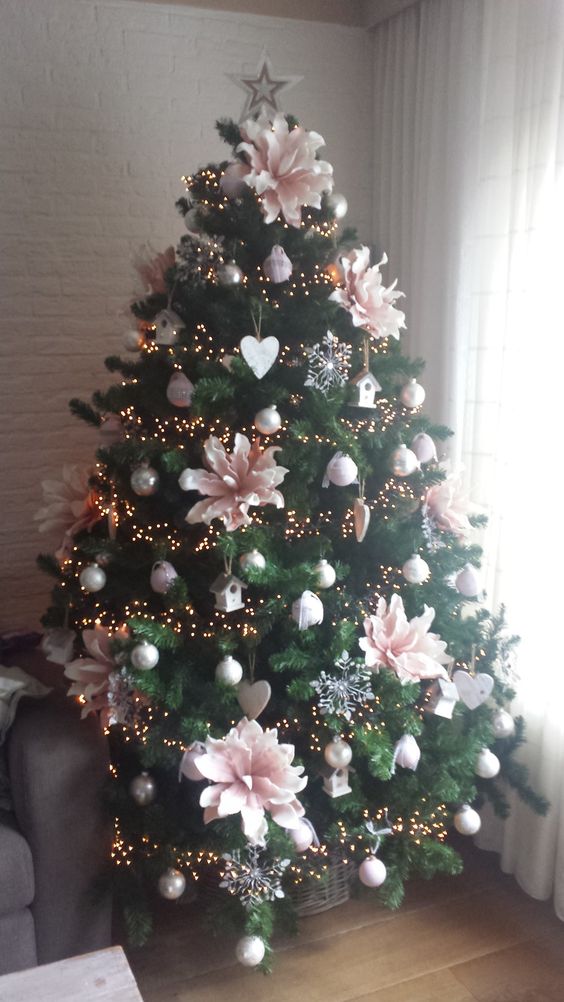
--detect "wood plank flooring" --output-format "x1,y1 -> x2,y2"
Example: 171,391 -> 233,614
128,845 -> 564,1001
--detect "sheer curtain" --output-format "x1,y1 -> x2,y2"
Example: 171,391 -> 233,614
372,0 -> 564,916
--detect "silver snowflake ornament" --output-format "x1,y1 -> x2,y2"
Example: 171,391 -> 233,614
305,331 -> 351,395
312,651 -> 375,720
107,668 -> 138,727
220,845 -> 290,910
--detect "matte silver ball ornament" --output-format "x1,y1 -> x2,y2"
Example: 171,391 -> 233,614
324,737 -> 353,770
129,771 -> 157,807
239,549 -> 266,572
123,329 -> 144,352
215,655 -> 243,686
254,405 -> 282,435
400,378 -> 426,408
327,192 -> 348,219
402,554 -> 430,584
390,444 -> 419,477
315,559 -> 336,589
130,465 -> 159,497
453,804 -> 481,835
475,748 -> 500,779
158,868 -> 186,900
217,261 -> 243,286
235,935 -> 265,968
79,564 -> 107,593
491,708 -> 515,739
130,642 -> 159,671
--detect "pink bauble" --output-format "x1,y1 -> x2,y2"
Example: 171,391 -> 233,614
359,856 -> 387,888
455,564 -> 481,598
289,819 -> 314,852
179,742 -> 206,781
150,561 -> 178,594
166,371 -> 194,408
411,432 -> 437,464
324,453 -> 358,487
263,245 -> 293,284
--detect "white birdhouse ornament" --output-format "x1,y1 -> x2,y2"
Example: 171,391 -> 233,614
349,370 -> 382,409
322,766 -> 352,799
210,572 -> 247,612
154,309 -> 183,346
425,677 -> 459,719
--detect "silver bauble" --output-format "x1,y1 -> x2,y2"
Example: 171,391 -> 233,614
254,404 -> 282,435
235,935 -> 265,968
123,329 -> 143,352
239,549 -> 266,572
400,378 -> 426,408
475,747 -> 500,779
130,642 -> 159,671
324,453 -> 358,487
150,561 -> 178,594
390,444 -> 419,477
79,564 -> 106,593
184,207 -> 202,233
453,804 -> 481,835
324,737 -> 353,769
215,655 -> 243,686
129,771 -> 156,807
402,554 -> 430,584
315,558 -> 336,589
492,708 -> 515,739
130,465 -> 159,497
327,192 -> 348,219
218,261 -> 243,286
158,868 -> 186,900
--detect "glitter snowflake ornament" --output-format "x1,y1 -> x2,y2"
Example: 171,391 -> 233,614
312,651 -> 374,720
220,845 -> 290,910
304,331 -> 351,395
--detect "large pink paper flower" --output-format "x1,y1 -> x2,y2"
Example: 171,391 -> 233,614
64,625 -> 121,720
195,717 -> 307,845
359,595 -> 450,685
134,245 -> 175,295
330,247 -> 406,341
423,476 -> 472,540
35,465 -> 102,561
237,113 -> 334,228
178,434 -> 288,532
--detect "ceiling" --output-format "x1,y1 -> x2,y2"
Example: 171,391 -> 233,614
126,0 -> 419,28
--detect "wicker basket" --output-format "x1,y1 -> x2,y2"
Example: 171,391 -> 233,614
290,853 -> 356,917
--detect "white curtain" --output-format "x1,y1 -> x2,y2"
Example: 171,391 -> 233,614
372,0 -> 564,916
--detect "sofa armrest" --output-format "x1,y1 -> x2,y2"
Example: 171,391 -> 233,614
7,695 -> 112,964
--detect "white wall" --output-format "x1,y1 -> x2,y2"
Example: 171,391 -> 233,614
0,0 -> 372,629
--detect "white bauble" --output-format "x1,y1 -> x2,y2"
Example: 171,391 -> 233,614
390,444 -> 419,477
492,708 -> 515,739
239,549 -> 266,572
402,554 -> 430,584
158,868 -> 186,900
359,856 -> 387,887
129,772 -> 156,807
453,804 -> 481,835
235,935 -> 265,968
324,737 -> 353,769
79,564 -> 106,593
411,432 -> 437,464
130,465 -> 159,497
217,261 -> 243,286
324,453 -> 358,487
123,329 -> 144,352
131,642 -> 159,671
327,192 -> 348,219
166,371 -> 194,408
150,561 -> 178,594
291,590 -> 324,630
254,405 -> 282,435
215,655 -> 243,686
289,819 -> 314,853
400,378 -> 426,408
475,748 -> 500,779
314,558 -> 336,589
455,564 -> 481,598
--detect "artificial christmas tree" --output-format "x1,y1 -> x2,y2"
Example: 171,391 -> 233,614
37,111 -> 545,970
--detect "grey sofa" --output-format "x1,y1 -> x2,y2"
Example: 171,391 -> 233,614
0,694 -> 112,975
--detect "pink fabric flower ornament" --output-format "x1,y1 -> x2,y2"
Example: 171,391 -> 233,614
237,113 -> 334,228
64,625 -> 125,721
359,594 -> 450,685
423,476 -> 472,540
134,245 -> 175,295
195,717 -> 307,846
178,434 -> 288,532
329,247 -> 406,341
35,465 -> 102,561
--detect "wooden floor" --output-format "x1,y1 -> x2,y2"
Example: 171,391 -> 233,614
129,845 -> 564,1002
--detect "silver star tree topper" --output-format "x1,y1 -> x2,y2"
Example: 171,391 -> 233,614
228,51 -> 302,122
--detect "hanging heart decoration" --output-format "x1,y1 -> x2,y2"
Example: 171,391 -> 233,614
453,671 -> 494,710
237,679 -> 272,720
240,335 -> 279,379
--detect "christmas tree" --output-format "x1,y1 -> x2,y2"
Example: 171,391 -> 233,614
37,111 -> 544,970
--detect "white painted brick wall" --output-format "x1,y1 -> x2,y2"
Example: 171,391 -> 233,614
0,0 -> 372,629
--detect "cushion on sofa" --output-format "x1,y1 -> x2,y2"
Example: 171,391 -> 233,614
0,811 -> 34,915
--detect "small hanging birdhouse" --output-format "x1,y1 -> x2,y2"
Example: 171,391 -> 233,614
322,765 -> 352,799
425,678 -> 459,719
210,573 -> 247,613
349,370 -> 382,409
154,308 -> 183,346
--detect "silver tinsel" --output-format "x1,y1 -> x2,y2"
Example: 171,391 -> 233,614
107,668 -> 138,726
219,846 -> 290,910
312,651 -> 374,720
304,332 -> 351,395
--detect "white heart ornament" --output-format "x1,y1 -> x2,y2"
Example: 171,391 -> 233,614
240,335 -> 279,379
453,671 -> 494,710
237,679 -> 272,719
